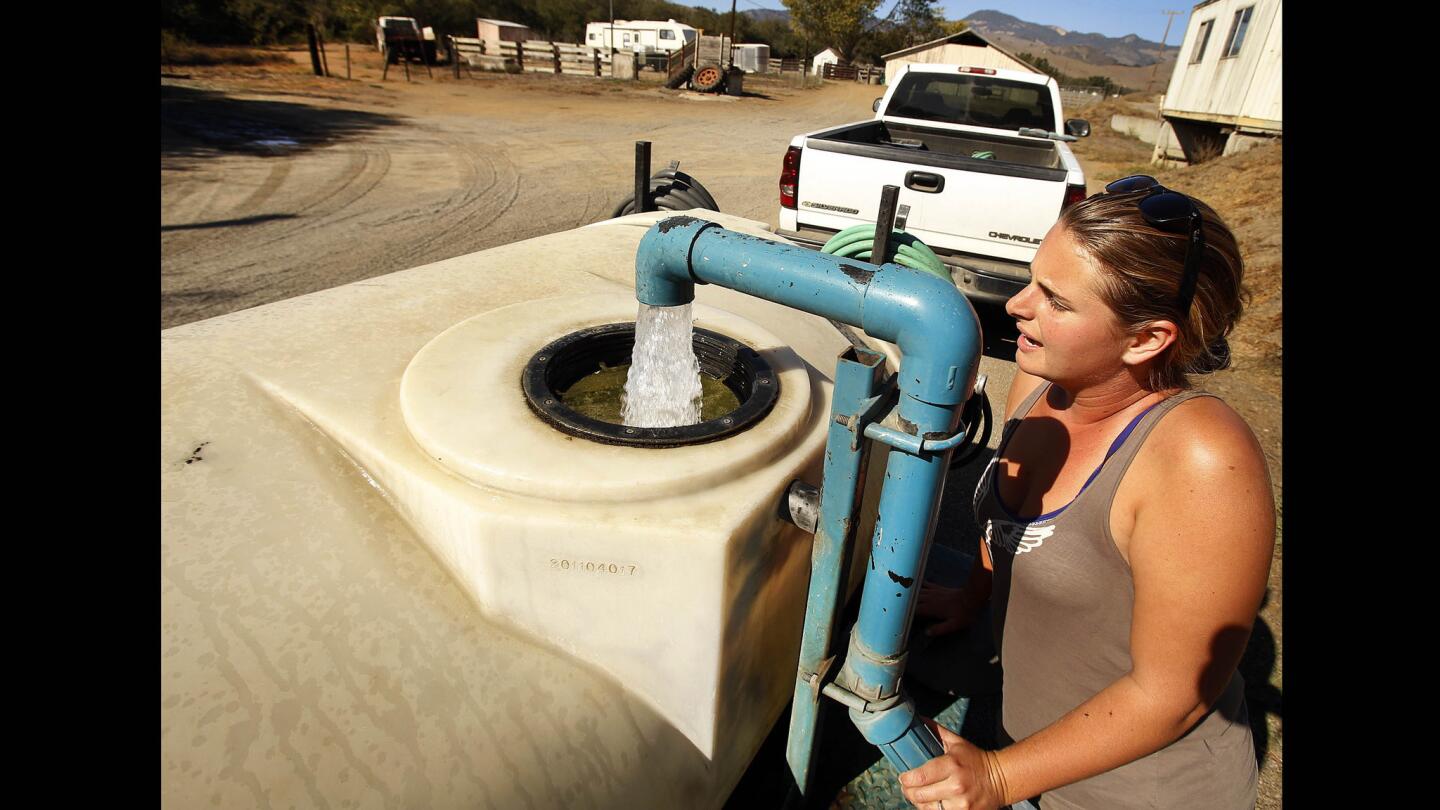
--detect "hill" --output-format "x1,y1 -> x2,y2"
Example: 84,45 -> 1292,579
965,9 -> 1181,93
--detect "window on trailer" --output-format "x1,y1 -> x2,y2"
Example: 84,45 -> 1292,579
1223,6 -> 1254,58
1190,19 -> 1213,63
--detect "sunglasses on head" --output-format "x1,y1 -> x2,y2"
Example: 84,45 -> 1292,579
1101,175 -> 1204,315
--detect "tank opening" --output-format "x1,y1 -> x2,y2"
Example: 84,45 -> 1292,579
522,322 -> 779,447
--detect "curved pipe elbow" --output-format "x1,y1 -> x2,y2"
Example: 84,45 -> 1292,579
634,216 -> 719,307
861,268 -> 982,407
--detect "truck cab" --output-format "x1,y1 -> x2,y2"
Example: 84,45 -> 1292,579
776,64 -> 1092,307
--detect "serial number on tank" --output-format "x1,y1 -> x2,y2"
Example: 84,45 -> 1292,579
547,558 -> 640,577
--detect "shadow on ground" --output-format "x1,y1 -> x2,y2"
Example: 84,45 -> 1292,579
161,84 -> 405,159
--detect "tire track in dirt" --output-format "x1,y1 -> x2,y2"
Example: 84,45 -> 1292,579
233,159 -> 294,215
392,131 -> 497,265
332,128 -> 504,276
171,145 -> 390,281
455,145 -> 524,245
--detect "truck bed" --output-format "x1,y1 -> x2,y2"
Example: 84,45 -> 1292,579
808,120 -> 1064,178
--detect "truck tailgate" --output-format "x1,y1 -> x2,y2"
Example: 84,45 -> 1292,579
796,138 -> 1067,265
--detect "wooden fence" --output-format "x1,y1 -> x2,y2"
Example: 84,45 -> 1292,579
821,63 -> 883,83
764,58 -> 882,83
448,36 -> 614,76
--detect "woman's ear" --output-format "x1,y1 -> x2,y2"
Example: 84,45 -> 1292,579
1121,320 -> 1178,367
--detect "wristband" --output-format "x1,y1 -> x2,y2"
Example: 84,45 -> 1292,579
982,749 -> 1011,807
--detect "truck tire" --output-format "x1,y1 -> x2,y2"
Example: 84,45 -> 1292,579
692,63 -> 724,92
665,66 -> 694,90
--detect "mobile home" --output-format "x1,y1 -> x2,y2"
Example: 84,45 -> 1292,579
1152,0 -> 1281,163
585,19 -> 697,67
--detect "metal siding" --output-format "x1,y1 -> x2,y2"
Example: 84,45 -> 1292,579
1238,2 -> 1281,125
1161,0 -> 1280,129
884,43 -> 1035,85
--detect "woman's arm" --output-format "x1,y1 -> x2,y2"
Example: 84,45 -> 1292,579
900,401 -> 1276,808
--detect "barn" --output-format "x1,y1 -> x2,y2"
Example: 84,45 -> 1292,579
1152,0 -> 1281,164
811,47 -> 842,72
880,29 -> 1038,86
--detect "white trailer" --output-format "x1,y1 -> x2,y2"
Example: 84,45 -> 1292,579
1152,0 -> 1282,163
585,19 -> 697,68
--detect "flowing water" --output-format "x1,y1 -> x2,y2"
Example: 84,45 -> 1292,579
621,303 -> 704,427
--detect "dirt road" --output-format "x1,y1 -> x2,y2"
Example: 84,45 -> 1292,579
162,50 -> 883,328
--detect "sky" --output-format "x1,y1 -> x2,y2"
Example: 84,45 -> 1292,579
666,0 -> 1195,45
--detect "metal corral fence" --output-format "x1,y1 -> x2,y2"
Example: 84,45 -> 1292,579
821,63 -> 883,83
768,58 -> 806,73
763,58 -> 882,83
1058,86 -> 1112,108
448,36 -> 615,76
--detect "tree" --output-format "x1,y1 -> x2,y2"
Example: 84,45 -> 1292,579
888,0 -> 942,49
782,0 -> 882,63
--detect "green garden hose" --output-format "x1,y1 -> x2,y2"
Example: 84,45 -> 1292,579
819,224 -> 950,282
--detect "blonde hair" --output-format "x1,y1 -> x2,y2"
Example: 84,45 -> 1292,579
1058,190 -> 1246,391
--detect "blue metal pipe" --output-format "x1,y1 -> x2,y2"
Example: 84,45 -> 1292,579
634,215 -> 984,783
635,216 -> 980,407
785,346 -> 888,794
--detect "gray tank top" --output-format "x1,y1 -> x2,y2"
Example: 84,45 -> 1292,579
974,383 -> 1258,810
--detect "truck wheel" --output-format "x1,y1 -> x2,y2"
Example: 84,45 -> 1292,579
692,63 -> 724,92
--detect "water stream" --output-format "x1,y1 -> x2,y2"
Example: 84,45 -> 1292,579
622,303 -> 703,427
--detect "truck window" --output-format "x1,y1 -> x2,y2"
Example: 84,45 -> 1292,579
885,74 -> 1055,131
660,29 -> 675,40
683,30 -> 696,42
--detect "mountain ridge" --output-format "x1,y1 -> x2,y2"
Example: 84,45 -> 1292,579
964,9 -> 1175,68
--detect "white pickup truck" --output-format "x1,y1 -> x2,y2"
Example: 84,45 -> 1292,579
775,64 -> 1092,306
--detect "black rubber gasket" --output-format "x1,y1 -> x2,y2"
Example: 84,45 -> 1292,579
521,322 -> 779,447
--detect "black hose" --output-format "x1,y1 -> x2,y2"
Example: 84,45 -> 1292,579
949,387 -> 993,469
611,172 -> 720,217
654,169 -> 720,211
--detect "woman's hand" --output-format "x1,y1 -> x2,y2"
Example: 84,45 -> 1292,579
899,721 -> 1007,810
915,582 -> 980,637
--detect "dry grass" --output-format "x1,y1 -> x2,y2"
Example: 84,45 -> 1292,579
161,33 -> 292,67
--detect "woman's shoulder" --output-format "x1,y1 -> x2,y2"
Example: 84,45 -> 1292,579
1135,391 -> 1271,496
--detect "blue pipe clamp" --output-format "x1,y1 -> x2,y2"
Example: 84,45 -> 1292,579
634,216 -> 984,796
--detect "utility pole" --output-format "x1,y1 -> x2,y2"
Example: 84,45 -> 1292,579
727,0 -> 738,69
1149,10 -> 1184,94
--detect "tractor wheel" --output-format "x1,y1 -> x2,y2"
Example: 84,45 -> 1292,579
664,65 -> 694,90
692,63 -> 724,92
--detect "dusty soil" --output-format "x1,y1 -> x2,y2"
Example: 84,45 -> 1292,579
161,50 -> 1282,808
161,46 -> 855,329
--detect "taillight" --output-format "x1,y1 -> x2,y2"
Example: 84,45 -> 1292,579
779,146 -> 801,209
1062,183 -> 1087,210
957,66 -> 996,75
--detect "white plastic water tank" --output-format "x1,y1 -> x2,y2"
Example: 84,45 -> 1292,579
732,43 -> 770,73
161,210 -> 893,808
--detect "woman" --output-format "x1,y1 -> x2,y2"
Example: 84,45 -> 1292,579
900,177 -> 1275,810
